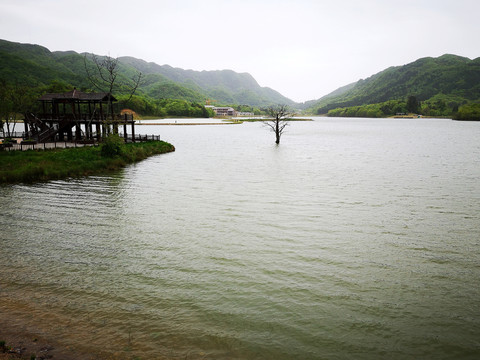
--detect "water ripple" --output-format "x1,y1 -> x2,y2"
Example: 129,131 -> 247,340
1,119 -> 479,359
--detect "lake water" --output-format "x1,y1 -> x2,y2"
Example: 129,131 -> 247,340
1,117 -> 479,359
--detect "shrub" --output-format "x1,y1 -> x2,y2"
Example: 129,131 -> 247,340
101,134 -> 125,157
453,103 -> 480,120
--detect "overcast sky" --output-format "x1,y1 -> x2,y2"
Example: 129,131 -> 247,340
1,0 -> 479,102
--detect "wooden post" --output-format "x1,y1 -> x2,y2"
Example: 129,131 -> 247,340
96,123 -> 101,141
131,122 -> 135,142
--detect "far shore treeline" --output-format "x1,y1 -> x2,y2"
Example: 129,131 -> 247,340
321,96 -> 480,120
0,79 -> 221,120
0,77 -> 265,121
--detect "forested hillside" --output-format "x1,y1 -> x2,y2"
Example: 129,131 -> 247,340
0,39 -> 294,118
307,54 -> 480,118
118,56 -> 295,106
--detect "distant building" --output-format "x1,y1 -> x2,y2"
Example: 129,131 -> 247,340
206,104 -> 253,117
212,107 -> 236,117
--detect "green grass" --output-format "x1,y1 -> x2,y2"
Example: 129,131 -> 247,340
0,140 -> 175,184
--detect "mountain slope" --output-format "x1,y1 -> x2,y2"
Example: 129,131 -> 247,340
0,39 -> 294,107
308,54 -> 480,114
0,39 -> 86,87
118,56 -> 295,106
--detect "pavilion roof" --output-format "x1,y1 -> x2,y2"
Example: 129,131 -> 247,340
38,89 -> 117,102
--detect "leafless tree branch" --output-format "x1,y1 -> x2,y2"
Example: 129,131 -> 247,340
264,104 -> 295,144
83,53 -> 143,120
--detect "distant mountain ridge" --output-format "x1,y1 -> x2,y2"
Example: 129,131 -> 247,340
117,56 -> 295,106
119,57 -> 260,91
0,39 -> 295,107
307,54 -> 480,114
2,38 -> 479,115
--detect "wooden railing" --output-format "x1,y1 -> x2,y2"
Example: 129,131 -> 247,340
1,134 -> 161,151
0,131 -> 25,138
35,113 -> 134,122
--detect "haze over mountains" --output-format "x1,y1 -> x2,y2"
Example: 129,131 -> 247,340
1,38 -> 479,115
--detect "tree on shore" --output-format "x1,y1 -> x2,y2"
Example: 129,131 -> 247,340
264,104 -> 294,144
0,80 -> 36,137
84,54 -> 143,119
407,95 -> 419,114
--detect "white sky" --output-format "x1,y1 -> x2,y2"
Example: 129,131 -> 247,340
1,0 -> 479,102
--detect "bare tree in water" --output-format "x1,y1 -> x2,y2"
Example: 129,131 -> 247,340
264,104 -> 295,144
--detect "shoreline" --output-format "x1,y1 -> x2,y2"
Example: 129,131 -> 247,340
0,317 -> 94,360
0,292 -> 142,360
136,122 -> 240,125
0,295 -> 105,360
135,118 -> 314,125
0,140 -> 175,184
0,327 -> 82,360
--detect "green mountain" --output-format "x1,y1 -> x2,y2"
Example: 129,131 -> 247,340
0,39 -> 294,107
0,40 -> 87,87
307,54 -> 480,116
3,38 -> 479,118
118,56 -> 295,106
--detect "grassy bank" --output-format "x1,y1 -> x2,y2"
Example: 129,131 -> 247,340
0,139 -> 175,184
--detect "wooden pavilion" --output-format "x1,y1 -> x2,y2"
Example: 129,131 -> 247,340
24,89 -> 135,142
